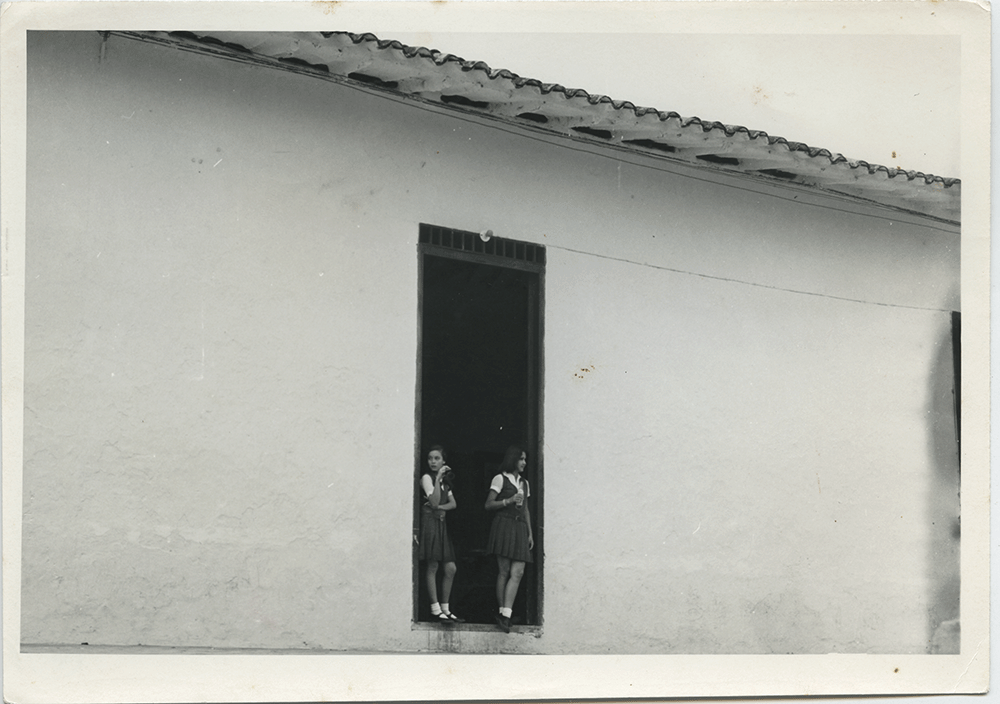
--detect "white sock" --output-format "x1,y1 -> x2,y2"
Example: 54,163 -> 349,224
500,607 -> 512,618
441,602 -> 450,614
431,602 -> 442,615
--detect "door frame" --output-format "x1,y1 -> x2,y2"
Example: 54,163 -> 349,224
412,223 -> 545,627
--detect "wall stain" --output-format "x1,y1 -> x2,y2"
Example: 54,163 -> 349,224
751,85 -> 770,106
313,0 -> 341,15
573,364 -> 595,380
98,31 -> 109,64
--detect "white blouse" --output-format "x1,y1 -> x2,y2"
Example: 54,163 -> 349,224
421,474 -> 454,502
489,472 -> 529,498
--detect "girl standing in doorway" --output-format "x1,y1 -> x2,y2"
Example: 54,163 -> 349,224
418,445 -> 463,623
484,445 -> 534,633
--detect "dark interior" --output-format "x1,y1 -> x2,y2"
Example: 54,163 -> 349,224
417,253 -> 539,626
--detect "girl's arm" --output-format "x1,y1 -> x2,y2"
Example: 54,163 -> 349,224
439,490 -> 457,512
485,489 -> 515,511
424,469 -> 446,509
524,501 -> 534,550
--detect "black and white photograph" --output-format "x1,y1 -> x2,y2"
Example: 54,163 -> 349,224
0,1 -> 990,701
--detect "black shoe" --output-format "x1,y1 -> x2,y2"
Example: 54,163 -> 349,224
443,611 -> 465,623
495,614 -> 511,633
434,612 -> 453,625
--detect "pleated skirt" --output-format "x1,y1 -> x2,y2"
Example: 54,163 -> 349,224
418,505 -> 456,563
486,512 -> 533,563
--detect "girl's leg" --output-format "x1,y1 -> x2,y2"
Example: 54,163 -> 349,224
503,560 -> 526,610
495,556 -> 511,610
441,561 -> 457,605
440,561 -> 462,621
425,560 -> 440,606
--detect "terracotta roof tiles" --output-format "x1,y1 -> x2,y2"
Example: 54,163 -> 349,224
117,30 -> 960,223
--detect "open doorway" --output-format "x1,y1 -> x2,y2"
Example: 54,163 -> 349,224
414,224 -> 544,627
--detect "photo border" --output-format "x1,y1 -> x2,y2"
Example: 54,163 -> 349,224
1,1 -> 990,701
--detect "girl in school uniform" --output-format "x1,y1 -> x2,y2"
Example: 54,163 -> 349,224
484,445 -> 534,633
417,445 -> 463,623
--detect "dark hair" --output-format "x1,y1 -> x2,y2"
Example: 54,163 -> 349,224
498,445 -> 526,475
427,444 -> 447,462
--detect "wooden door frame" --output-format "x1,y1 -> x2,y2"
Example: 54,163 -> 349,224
412,224 -> 545,627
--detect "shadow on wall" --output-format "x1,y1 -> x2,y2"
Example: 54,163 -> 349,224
925,310 -> 960,654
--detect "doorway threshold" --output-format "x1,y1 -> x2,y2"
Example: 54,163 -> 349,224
411,621 -> 542,638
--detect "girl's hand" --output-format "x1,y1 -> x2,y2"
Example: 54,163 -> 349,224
437,465 -> 450,478
512,490 -> 524,506
528,535 -> 534,550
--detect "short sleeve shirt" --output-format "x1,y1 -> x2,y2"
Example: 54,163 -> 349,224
421,474 -> 454,502
490,472 -> 528,497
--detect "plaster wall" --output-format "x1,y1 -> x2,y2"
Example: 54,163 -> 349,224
20,32 -> 959,653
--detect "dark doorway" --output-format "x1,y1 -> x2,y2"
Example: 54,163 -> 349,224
414,226 -> 543,628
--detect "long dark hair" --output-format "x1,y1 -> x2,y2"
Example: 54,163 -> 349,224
498,445 -> 526,475
424,444 -> 448,475
424,445 -> 452,491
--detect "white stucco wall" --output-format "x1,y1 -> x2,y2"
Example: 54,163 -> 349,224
20,32 -> 959,654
